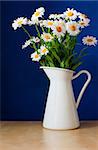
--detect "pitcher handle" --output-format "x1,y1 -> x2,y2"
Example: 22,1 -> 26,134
72,70 -> 91,109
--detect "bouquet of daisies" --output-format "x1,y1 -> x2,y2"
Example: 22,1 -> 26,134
12,7 -> 97,70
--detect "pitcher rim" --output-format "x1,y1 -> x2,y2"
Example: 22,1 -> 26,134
40,66 -> 75,73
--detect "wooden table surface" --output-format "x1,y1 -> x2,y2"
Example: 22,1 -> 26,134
0,121 -> 98,150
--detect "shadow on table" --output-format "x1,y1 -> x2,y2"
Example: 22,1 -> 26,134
80,121 -> 98,129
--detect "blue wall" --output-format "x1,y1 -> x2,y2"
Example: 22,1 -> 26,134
1,1 -> 98,120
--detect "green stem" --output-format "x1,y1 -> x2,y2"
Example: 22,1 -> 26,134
31,42 -> 37,51
79,46 -> 88,57
21,26 -> 37,50
52,40 -> 58,53
30,45 -> 34,49
49,48 -> 61,63
41,27 -> 45,32
35,25 -> 40,37
21,26 -> 31,38
48,28 -> 50,33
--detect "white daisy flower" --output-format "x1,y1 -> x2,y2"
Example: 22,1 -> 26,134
28,19 -> 39,26
12,17 -> 27,30
41,32 -> 54,42
66,21 -> 80,36
31,7 -> 45,20
31,37 -> 40,43
30,7 -> 45,25
38,45 -> 49,55
46,20 -> 54,28
59,14 -> 65,19
22,39 -> 31,49
42,20 -> 54,28
49,14 -> 64,20
28,20 -> 32,26
82,36 -> 97,46
49,14 -> 58,20
51,20 -> 66,37
39,20 -> 53,27
30,17 -> 39,25
31,51 -> 41,61
57,19 -> 66,26
79,18 -> 90,28
39,20 -> 44,27
39,20 -> 47,27
64,8 -> 78,20
78,12 -> 88,20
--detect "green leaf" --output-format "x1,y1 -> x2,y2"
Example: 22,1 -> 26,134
79,46 -> 88,58
46,55 -> 54,64
72,62 -> 82,70
48,62 -> 55,67
49,48 -> 61,63
48,28 -> 51,33
40,60 -> 46,66
51,40 -> 59,53
60,60 -> 65,68
64,53 -> 77,68
63,36 -> 77,56
65,33 -> 70,42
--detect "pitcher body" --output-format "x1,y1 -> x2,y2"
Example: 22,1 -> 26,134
40,67 -> 91,130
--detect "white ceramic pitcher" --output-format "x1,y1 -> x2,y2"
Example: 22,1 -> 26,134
40,66 -> 91,130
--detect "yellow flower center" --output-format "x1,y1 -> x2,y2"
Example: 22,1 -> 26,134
18,20 -> 23,25
56,26 -> 62,32
44,35 -> 51,40
34,11 -> 40,17
87,39 -> 93,42
35,54 -> 39,58
42,48 -> 47,53
69,25 -> 76,31
80,22 -> 85,26
48,21 -> 53,26
67,11 -> 74,17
